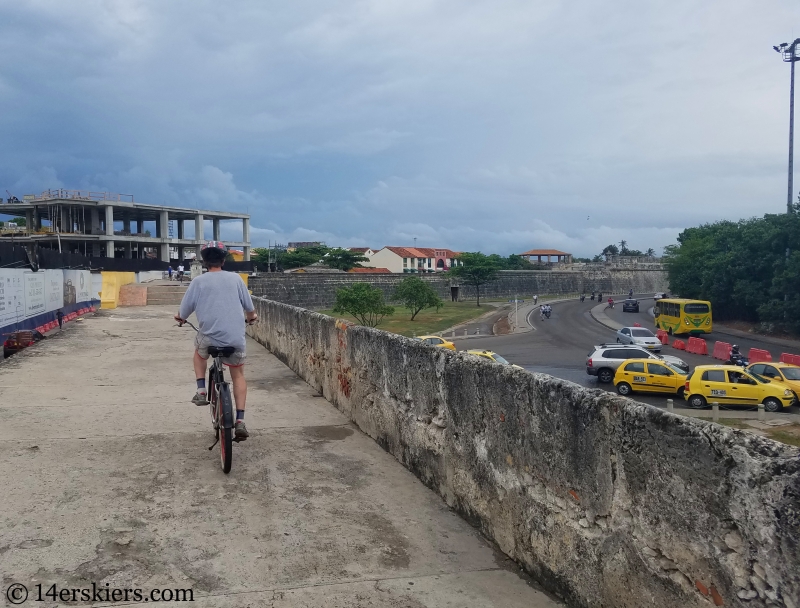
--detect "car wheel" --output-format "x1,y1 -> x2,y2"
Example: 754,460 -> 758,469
616,337 -> 620,343
676,387 -> 685,398
688,394 -> 706,409
617,382 -> 632,396
598,368 -> 614,383
763,398 -> 782,413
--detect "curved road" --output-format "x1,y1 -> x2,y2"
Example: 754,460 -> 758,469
457,296 -> 800,412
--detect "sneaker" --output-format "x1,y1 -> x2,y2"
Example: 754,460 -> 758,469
192,391 -> 209,406
234,420 -> 249,440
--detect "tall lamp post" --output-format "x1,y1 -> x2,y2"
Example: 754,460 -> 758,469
774,39 -> 800,213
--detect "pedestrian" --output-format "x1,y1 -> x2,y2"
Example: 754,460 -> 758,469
168,265 -> 173,281
534,294 -> 538,305
56,310 -> 64,330
177,264 -> 185,283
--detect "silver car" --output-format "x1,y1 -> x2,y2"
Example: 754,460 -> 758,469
587,344 -> 688,383
616,327 -> 662,352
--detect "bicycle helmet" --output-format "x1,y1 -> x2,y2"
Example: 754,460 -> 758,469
201,240 -> 228,265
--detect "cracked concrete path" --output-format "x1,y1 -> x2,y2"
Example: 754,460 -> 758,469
0,306 -> 562,607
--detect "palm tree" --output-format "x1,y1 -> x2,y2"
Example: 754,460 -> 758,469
618,240 -> 628,254
646,248 -> 655,257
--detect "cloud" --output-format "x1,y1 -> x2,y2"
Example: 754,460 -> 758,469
0,0 -> 797,257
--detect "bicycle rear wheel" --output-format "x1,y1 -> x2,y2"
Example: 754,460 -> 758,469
218,383 -> 234,474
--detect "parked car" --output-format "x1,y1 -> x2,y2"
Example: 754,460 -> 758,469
684,365 -> 796,412
466,350 -> 523,369
745,363 -> 800,399
622,299 -> 640,313
3,329 -> 45,358
614,358 -> 688,397
654,292 -> 668,301
586,344 -> 689,383
616,327 -> 661,351
414,335 -> 456,351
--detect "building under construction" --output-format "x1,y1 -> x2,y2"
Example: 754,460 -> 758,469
0,189 -> 251,262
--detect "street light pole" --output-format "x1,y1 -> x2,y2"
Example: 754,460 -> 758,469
775,39 -> 800,213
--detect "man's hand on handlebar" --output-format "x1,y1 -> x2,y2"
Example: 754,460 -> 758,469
246,312 -> 259,326
174,315 -> 186,326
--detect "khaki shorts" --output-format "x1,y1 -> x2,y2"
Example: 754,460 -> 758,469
195,333 -> 246,367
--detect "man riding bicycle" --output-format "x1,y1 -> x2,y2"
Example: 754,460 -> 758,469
174,241 -> 258,440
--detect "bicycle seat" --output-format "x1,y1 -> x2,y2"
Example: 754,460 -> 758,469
208,346 -> 236,358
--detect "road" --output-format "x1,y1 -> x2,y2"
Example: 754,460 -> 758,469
0,306 -> 561,608
456,295 -> 800,415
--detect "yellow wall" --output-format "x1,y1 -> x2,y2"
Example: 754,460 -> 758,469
238,273 -> 249,288
100,272 -> 136,309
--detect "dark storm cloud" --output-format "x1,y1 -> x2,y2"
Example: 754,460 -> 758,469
0,0 -> 797,256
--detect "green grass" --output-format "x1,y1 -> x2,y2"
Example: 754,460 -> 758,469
318,301 -> 496,337
699,418 -> 800,448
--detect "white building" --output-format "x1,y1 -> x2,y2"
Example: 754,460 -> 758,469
363,247 -> 460,274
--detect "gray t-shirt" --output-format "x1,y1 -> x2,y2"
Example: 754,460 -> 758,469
178,270 -> 255,351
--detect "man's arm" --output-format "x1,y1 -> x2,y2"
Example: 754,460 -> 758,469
238,278 -> 257,323
175,280 -> 199,322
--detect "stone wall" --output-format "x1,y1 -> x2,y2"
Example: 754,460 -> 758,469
249,269 -> 669,310
247,296 -> 799,608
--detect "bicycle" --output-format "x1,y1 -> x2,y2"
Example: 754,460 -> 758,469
177,319 -> 247,473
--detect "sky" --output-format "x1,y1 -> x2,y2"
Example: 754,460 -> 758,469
0,0 -> 798,257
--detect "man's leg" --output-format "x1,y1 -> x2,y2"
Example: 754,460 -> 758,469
228,365 -> 249,439
192,350 -> 209,405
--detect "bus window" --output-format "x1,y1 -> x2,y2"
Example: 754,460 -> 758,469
684,303 -> 710,314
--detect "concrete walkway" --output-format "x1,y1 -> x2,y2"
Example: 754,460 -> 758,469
0,306 -> 561,607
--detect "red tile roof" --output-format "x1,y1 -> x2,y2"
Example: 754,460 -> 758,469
380,247 -> 460,258
348,267 -> 391,273
518,249 -> 571,256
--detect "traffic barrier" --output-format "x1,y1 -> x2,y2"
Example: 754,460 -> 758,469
672,339 -> 686,351
748,348 -> 772,364
656,329 -> 669,345
780,353 -> 800,366
687,337 -> 708,355
89,306 -> 96,313
633,322 -> 641,327
712,341 -> 731,361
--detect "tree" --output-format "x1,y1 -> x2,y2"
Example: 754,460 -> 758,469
278,245 -> 330,269
333,283 -> 394,327
10,216 -> 26,227
324,248 -> 369,271
447,252 -> 500,306
393,276 -> 443,320
618,240 -> 628,254
601,244 -> 619,261
645,248 -> 655,257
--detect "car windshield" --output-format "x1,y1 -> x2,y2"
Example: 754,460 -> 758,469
664,362 -> 687,375
748,372 -> 769,384
625,299 -> 636,304
493,354 -> 510,364
631,329 -> 655,338
782,368 -> 800,380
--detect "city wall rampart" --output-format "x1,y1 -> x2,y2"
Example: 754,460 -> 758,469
246,296 -> 799,608
249,269 -> 669,310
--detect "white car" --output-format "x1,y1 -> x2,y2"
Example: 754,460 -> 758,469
616,327 -> 662,352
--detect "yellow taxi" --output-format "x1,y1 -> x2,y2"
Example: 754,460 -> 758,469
614,359 -> 688,397
684,365 -> 796,412
466,350 -> 524,369
746,363 -> 800,399
415,335 -> 456,351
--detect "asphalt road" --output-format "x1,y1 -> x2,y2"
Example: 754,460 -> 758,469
457,295 -> 800,413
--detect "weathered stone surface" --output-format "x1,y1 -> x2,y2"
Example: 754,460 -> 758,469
247,297 -> 800,608
249,269 -> 669,310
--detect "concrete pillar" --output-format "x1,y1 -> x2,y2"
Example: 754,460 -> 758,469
60,206 -> 69,233
243,246 -> 250,262
242,217 -> 250,244
195,213 -> 204,257
213,218 -> 220,241
177,246 -> 185,263
123,218 -> 130,234
25,210 -> 33,232
160,243 -> 169,262
177,220 -> 184,240
104,205 -> 114,236
106,240 -> 115,258
136,219 -> 144,235
124,241 -> 132,259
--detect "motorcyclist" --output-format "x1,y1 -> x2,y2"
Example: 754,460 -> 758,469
628,289 -> 634,299
590,292 -> 595,301
580,293 -> 585,302
729,344 -> 742,364
607,297 -> 614,309
597,292 -> 603,302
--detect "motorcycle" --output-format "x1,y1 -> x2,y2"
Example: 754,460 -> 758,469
544,308 -> 551,319
726,353 -> 749,367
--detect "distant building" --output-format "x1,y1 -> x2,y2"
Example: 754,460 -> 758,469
518,249 -> 572,264
348,247 -> 376,256
363,247 -> 460,273
0,189 -> 250,262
